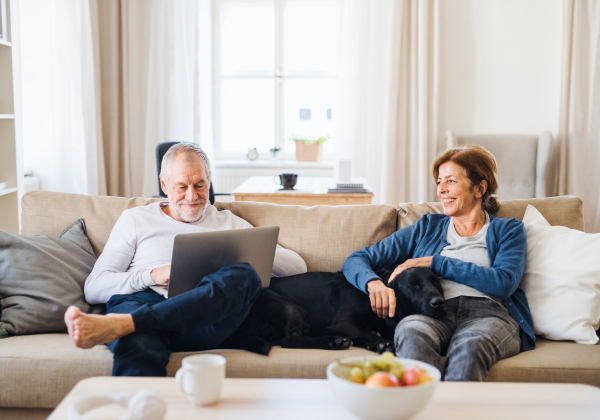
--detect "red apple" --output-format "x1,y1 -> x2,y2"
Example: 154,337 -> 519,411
365,371 -> 400,387
402,368 -> 421,386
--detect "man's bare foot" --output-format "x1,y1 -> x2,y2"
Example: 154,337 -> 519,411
64,306 -> 135,349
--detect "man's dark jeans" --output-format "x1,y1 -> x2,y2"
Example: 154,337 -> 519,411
105,262 -> 261,377
394,296 -> 521,381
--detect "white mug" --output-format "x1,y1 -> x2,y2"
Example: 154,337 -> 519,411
175,354 -> 226,406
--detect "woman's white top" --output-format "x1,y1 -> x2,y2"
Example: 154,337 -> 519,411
439,211 -> 502,303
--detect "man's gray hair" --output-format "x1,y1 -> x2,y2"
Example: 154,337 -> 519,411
160,143 -> 212,184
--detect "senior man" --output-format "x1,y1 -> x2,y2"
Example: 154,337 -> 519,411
64,143 -> 307,376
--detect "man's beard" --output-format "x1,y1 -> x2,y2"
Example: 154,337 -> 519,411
175,198 -> 208,223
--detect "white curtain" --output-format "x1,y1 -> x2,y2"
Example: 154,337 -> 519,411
20,0 -> 99,195
557,0 -> 600,232
141,0 -> 214,198
337,0 -> 439,205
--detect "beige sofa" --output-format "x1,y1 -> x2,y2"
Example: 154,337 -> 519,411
1,192 -> 599,419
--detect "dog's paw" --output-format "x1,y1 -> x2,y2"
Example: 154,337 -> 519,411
376,340 -> 395,354
366,338 -> 395,354
327,337 -> 353,350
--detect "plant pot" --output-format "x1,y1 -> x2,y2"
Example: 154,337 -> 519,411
295,140 -> 323,162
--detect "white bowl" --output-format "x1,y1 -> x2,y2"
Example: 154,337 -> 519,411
327,356 -> 440,420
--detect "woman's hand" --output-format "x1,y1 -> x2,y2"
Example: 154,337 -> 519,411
367,280 -> 396,318
388,257 -> 433,283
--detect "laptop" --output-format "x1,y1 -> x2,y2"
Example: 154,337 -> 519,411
150,226 -> 280,298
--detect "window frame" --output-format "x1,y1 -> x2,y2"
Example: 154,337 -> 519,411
212,0 -> 339,161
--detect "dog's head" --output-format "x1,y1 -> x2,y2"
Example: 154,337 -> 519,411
379,267 -> 446,323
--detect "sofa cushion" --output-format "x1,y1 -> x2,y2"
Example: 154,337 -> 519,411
0,334 -> 113,408
487,339 -> 600,385
521,205 -> 600,344
21,191 -> 164,257
397,196 -> 584,231
215,202 -> 398,272
0,220 -> 97,335
166,347 -> 378,379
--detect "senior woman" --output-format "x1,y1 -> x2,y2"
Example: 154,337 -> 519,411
343,145 -> 535,381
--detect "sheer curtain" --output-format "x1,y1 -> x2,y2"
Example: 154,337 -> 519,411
337,0 -> 439,205
557,0 -> 600,232
141,0 -> 204,198
20,0 -> 100,195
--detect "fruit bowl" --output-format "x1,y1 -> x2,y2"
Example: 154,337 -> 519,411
327,356 -> 441,420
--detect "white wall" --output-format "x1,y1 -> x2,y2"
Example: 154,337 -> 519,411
438,0 -> 563,146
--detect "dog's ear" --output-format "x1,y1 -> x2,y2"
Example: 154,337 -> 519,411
424,269 -> 445,296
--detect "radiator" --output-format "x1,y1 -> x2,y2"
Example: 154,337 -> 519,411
24,175 -> 40,193
215,173 -> 253,193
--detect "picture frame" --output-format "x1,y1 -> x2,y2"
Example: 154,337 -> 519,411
0,0 -> 7,43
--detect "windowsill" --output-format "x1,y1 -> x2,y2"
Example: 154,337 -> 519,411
214,159 -> 335,169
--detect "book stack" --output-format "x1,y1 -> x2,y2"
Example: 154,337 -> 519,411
327,182 -> 371,194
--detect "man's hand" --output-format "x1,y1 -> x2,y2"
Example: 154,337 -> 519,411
151,264 -> 171,285
367,279 -> 396,318
387,257 -> 433,283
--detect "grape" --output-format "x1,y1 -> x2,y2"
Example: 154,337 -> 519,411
373,358 -> 390,370
348,367 -> 364,383
362,361 -> 379,379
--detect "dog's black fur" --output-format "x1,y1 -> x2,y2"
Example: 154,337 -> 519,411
221,267 -> 446,355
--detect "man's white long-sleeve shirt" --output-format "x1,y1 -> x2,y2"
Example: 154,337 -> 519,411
84,202 -> 307,304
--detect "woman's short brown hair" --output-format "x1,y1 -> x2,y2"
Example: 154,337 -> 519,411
432,144 -> 500,213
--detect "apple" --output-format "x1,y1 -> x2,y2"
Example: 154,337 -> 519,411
402,368 -> 422,386
365,371 -> 400,387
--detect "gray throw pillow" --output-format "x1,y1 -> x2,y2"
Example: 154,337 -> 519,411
0,219 -> 97,335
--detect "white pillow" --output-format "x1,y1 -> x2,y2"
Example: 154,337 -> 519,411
521,205 -> 600,344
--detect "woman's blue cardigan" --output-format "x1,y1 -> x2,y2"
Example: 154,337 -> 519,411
342,213 -> 535,351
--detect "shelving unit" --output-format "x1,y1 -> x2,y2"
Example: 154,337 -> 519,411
0,0 -> 24,234
0,187 -> 17,197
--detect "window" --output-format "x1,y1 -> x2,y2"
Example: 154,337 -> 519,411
213,0 -> 341,160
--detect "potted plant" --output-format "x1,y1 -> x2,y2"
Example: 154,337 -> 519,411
290,135 -> 329,162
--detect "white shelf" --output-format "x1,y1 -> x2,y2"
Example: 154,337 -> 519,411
0,0 -> 23,234
0,187 -> 17,197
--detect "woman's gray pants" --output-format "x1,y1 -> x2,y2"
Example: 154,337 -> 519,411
394,296 -> 521,381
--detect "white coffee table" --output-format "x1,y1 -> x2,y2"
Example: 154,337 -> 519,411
47,377 -> 600,420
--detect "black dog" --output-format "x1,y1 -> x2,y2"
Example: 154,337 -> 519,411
222,267 -> 445,355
